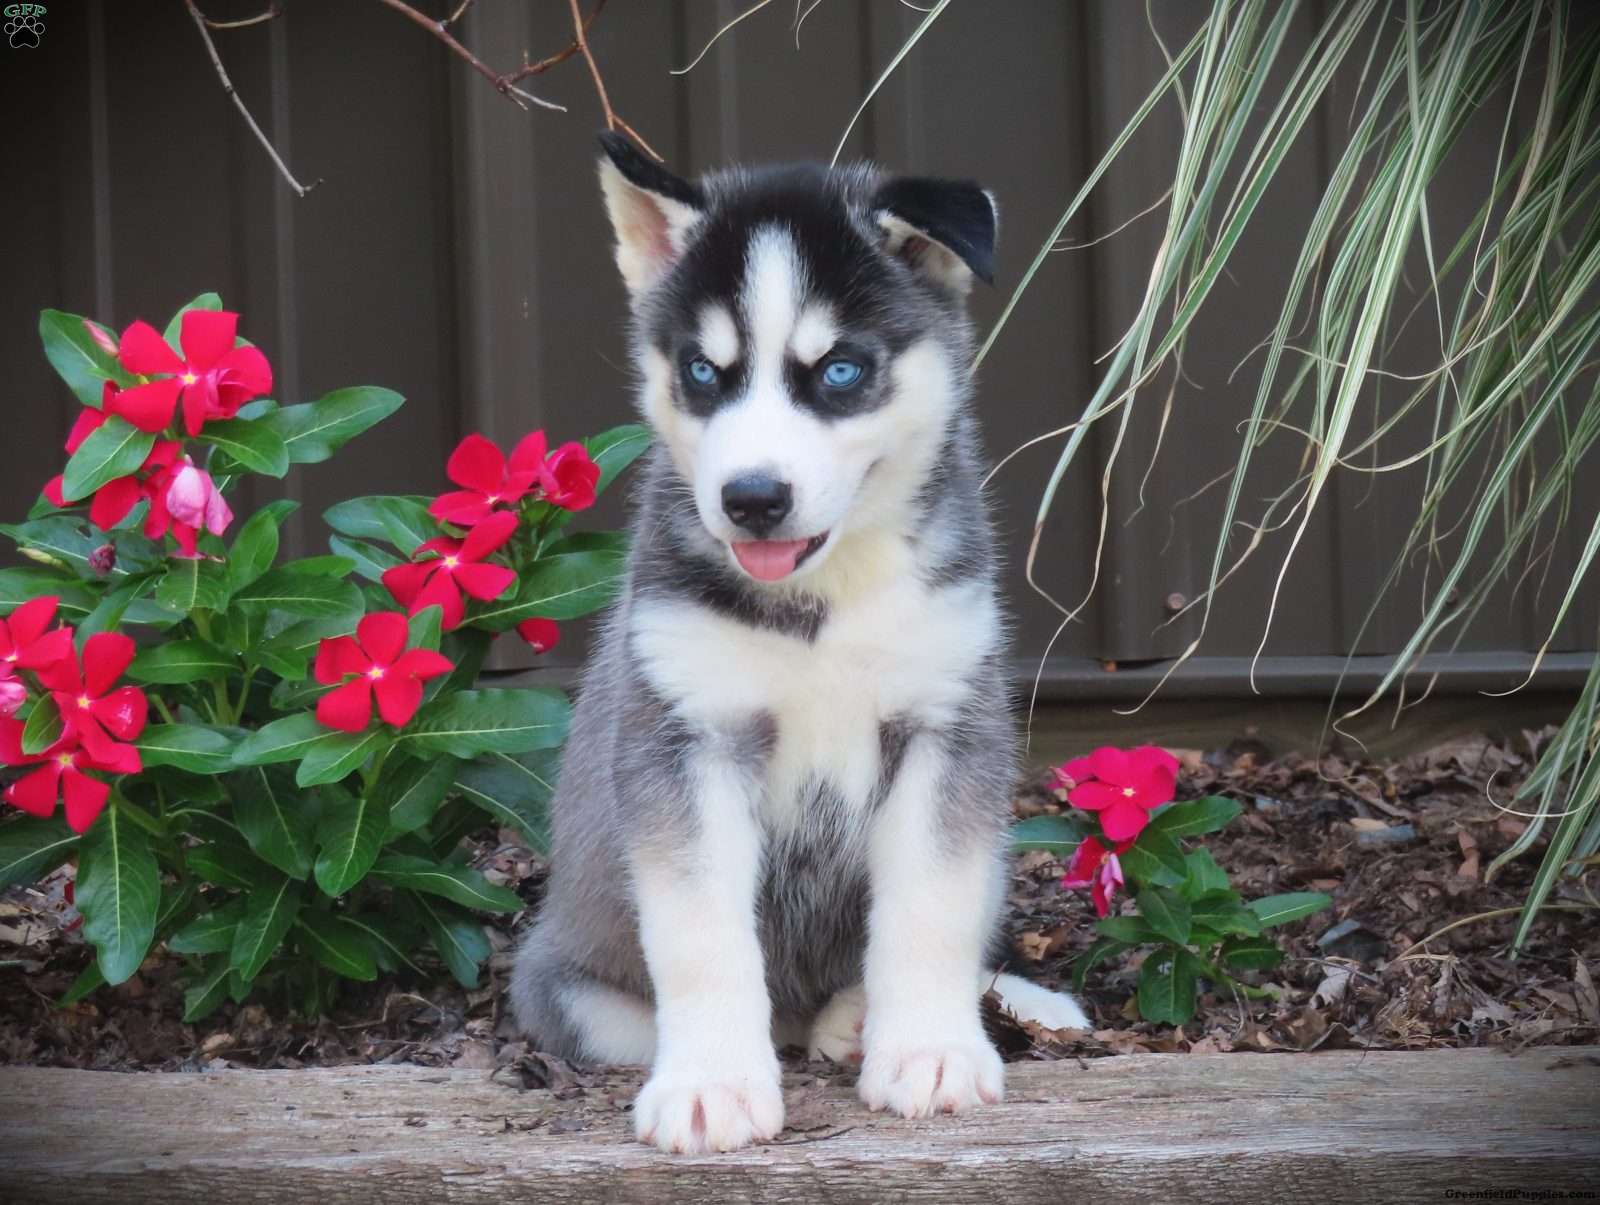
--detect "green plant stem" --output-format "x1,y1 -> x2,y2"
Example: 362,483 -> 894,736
152,696 -> 178,726
111,793 -> 167,840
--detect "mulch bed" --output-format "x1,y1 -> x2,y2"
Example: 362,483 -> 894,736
2,730 -> 1596,1073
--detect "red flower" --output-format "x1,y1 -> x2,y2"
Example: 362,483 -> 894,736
1056,745 -> 1179,843
313,612 -> 455,732
542,442 -> 599,511
381,510 -> 518,631
41,388 -> 180,533
1061,835 -> 1129,918
429,432 -> 548,528
515,617 -> 559,654
0,597 -> 74,674
0,722 -> 129,833
111,310 -> 272,436
37,632 -> 148,769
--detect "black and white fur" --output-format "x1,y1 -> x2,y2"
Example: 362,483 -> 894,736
510,135 -> 1089,1154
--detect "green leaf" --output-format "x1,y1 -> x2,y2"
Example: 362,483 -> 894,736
0,816 -> 78,890
76,805 -> 161,986
1095,915 -> 1160,944
397,688 -> 570,757
1071,936 -> 1133,993
1246,891 -> 1334,929
0,568 -> 97,616
342,912 -> 425,975
182,956 -> 235,1022
1137,945 -> 1201,1025
167,899 -> 247,955
58,961 -> 107,1007
1119,829 -> 1187,887
1220,935 -> 1286,971
136,724 -> 237,774
1149,796 -> 1242,839
231,569 -> 363,619
313,790 -> 390,897
0,516 -> 110,578
77,577 -> 157,641
263,387 -> 404,465
1009,813 -> 1090,854
229,871 -> 304,983
408,604 -> 443,653
161,292 -> 223,352
472,548 -> 625,629
322,495 -> 436,554
296,727 -> 391,789
232,766 -> 315,879
1190,891 -> 1263,938
232,713 -> 338,767
226,501 -> 298,594
379,756 -> 460,835
451,749 -> 557,851
155,557 -> 232,614
60,416 -> 155,503
294,910 -> 378,981
127,639 -> 234,684
21,694 -> 63,756
328,535 -> 400,583
39,309 -> 134,406
254,614 -> 356,681
406,892 -> 490,989
184,838 -> 263,891
583,423 -> 651,497
1135,886 -> 1192,946
199,419 -> 289,478
372,854 -> 523,913
1181,848 -> 1232,898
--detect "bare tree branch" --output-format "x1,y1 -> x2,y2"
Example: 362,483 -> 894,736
373,0 -> 566,113
566,0 -> 661,160
182,0 -> 319,197
502,0 -> 605,84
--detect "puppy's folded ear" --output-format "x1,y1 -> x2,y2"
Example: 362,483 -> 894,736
597,132 -> 704,295
873,176 -> 998,295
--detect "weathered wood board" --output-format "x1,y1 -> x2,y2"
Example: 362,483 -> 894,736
1,1049 -> 1597,1203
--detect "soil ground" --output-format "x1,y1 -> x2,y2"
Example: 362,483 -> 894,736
2,730 -> 1596,1072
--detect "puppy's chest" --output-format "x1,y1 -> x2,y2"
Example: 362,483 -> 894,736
632,581 -> 995,817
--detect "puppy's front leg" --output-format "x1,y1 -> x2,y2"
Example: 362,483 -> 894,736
859,737 -> 1005,1117
630,756 -> 782,1153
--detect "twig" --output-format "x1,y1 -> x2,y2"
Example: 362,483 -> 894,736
675,0 -> 774,74
200,1 -> 282,29
442,0 -> 475,27
566,0 -> 662,160
502,0 -> 605,84
373,0 -> 565,113
182,0 -> 320,197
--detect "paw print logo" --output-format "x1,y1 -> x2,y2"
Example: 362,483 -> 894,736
5,8 -> 45,48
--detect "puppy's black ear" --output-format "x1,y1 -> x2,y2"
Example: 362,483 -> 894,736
597,132 -> 705,294
873,176 -> 998,294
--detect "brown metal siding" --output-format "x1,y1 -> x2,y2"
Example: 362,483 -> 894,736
3,0 -> 1593,695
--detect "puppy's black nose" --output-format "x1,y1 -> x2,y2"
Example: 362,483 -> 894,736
721,474 -> 793,538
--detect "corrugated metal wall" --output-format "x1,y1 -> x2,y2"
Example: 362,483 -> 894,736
3,0 -> 1594,697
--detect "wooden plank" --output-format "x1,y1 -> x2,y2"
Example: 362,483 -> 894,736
1,1049 -> 1596,1202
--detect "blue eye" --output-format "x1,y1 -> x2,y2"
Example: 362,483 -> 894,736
822,359 -> 864,388
686,356 -> 718,386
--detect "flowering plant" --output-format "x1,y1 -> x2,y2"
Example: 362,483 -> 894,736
0,295 -> 646,1018
1013,745 -> 1332,1025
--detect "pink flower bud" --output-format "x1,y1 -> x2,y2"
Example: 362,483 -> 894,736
0,676 -> 25,718
166,463 -> 233,537
87,544 -> 116,576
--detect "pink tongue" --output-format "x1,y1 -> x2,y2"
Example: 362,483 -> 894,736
731,539 -> 809,582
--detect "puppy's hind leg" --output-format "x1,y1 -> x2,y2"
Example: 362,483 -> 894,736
985,972 -> 1092,1032
509,926 -> 658,1065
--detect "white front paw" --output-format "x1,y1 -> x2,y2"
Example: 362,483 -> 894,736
633,1060 -> 785,1154
858,1030 -> 1004,1118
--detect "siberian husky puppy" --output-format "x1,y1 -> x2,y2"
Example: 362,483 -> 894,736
510,133 -> 1089,1154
